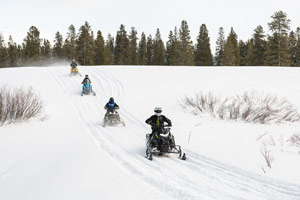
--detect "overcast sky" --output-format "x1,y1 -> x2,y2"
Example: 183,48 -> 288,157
1,0 -> 300,53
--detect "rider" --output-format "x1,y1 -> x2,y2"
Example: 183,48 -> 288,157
70,59 -> 78,71
81,74 -> 92,91
145,107 -> 172,145
82,74 -> 91,85
104,97 -> 120,118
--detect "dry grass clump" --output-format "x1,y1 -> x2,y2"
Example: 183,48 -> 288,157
181,91 -> 300,124
287,133 -> 300,148
0,86 -> 45,126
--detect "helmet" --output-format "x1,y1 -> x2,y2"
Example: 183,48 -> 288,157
154,107 -> 162,116
85,74 -> 88,78
109,97 -> 114,103
72,59 -> 75,62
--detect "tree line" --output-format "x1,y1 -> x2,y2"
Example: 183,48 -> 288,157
0,10 -> 300,67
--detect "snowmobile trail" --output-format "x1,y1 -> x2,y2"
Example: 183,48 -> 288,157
48,67 -> 300,200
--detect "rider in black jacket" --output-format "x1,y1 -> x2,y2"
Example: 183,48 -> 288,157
70,59 -> 78,69
146,107 -> 172,143
82,74 -> 91,85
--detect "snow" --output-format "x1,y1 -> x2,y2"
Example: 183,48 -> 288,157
0,66 -> 300,200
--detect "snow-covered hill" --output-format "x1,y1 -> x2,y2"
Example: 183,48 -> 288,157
1,66 -> 300,200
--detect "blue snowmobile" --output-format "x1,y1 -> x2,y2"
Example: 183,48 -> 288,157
81,75 -> 96,96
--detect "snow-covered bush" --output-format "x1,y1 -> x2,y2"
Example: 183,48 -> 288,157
0,86 -> 44,126
181,91 -> 300,124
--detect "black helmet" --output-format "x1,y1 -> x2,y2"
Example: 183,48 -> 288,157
109,97 -> 114,102
85,74 -> 88,78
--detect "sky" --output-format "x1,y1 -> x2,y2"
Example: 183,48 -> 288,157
1,0 -> 300,54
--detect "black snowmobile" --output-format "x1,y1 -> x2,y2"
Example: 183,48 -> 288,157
102,109 -> 125,127
145,126 -> 186,160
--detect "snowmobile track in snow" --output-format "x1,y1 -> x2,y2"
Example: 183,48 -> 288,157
49,67 -> 300,200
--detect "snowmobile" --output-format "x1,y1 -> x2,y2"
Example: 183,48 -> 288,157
70,67 -> 82,77
81,83 -> 96,96
102,108 -> 125,127
145,126 -> 186,161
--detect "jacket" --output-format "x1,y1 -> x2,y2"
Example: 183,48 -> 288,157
105,102 -> 119,111
145,115 -> 172,130
70,61 -> 78,68
82,78 -> 91,85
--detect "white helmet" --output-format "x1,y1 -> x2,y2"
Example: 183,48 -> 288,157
154,107 -> 162,116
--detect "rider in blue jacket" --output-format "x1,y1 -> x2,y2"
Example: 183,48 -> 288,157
104,97 -> 120,116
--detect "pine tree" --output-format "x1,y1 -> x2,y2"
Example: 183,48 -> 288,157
295,27 -> 300,66
245,39 -> 255,66
178,20 -> 194,65
0,34 -> 8,67
289,31 -> 297,66
146,35 -> 154,65
19,44 -> 25,66
166,27 -> 181,65
223,38 -> 235,66
267,11 -> 291,66
166,30 -> 174,65
252,25 -> 267,66
17,45 -> 22,64
105,34 -> 114,65
153,28 -> 166,65
40,39 -> 52,63
7,36 -> 18,67
114,24 -> 130,65
63,25 -> 77,60
194,24 -> 213,66
94,30 -> 106,65
53,31 -> 64,60
138,32 -> 147,65
23,26 -> 41,65
129,27 -> 138,65
239,40 -> 247,66
223,28 -> 240,66
77,21 -> 95,65
215,27 -> 225,66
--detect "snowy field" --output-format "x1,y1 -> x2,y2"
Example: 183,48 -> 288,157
1,66 -> 300,200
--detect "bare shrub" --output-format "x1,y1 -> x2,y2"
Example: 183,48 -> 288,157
267,135 -> 276,146
278,135 -> 284,147
181,92 -> 219,117
181,91 -> 300,124
256,132 -> 269,141
260,143 -> 273,168
287,133 -> 300,148
0,86 -> 45,126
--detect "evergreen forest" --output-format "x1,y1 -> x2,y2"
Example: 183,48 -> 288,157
1,11 -> 300,67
